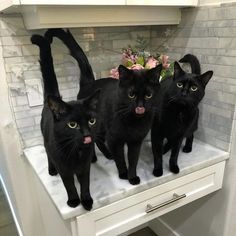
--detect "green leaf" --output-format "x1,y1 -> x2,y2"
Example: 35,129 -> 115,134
136,56 -> 145,66
127,60 -> 134,67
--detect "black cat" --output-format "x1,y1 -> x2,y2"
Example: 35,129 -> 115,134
45,29 -> 163,185
151,55 -> 213,177
31,35 -> 100,210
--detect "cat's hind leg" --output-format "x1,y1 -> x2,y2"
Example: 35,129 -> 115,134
96,135 -> 113,160
183,134 -> 194,153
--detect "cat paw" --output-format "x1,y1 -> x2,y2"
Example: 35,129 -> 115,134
67,198 -> 80,208
153,168 -> 163,177
129,176 -> 140,185
81,197 -> 93,211
169,165 -> 180,174
48,167 -> 58,176
119,172 -> 128,179
183,146 -> 192,153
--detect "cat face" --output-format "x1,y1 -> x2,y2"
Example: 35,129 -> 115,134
47,90 -> 100,149
166,62 -> 213,107
117,65 -> 162,117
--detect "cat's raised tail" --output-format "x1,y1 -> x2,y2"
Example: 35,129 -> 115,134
179,54 -> 201,75
45,28 -> 95,88
31,34 -> 60,99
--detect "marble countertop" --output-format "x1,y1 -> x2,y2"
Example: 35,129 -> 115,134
24,140 -> 229,220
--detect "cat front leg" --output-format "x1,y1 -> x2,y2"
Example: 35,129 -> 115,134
76,170 -> 93,211
151,129 -> 164,177
108,140 -> 127,179
60,173 -> 80,208
169,138 -> 183,174
127,141 -> 142,185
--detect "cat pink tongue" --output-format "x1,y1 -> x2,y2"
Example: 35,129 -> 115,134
84,136 -> 92,144
135,107 -> 145,114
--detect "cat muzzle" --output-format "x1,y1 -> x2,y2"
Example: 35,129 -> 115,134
135,107 -> 145,114
83,136 -> 92,144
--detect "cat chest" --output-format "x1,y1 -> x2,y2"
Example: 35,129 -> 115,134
161,112 -> 192,137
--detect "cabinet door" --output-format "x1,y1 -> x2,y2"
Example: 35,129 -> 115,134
126,0 -> 198,6
20,0 -> 126,5
75,161 -> 225,236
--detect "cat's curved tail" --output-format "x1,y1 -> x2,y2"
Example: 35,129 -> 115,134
45,29 -> 95,88
31,34 -> 60,99
179,54 -> 201,75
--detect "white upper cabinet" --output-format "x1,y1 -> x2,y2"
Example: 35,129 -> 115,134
126,0 -> 198,6
19,0 -> 126,5
0,0 -> 199,30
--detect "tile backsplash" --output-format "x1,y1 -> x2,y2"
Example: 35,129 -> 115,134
1,3 -> 236,151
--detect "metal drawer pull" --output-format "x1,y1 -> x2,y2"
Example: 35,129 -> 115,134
146,193 -> 186,213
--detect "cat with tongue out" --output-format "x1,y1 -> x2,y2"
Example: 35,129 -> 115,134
31,34 -> 100,210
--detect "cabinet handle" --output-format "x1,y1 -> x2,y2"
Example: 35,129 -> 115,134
146,193 -> 186,213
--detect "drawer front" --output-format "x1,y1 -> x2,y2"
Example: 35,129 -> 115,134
76,161 -> 225,236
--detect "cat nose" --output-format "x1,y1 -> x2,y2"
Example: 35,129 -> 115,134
83,136 -> 92,144
135,106 -> 145,114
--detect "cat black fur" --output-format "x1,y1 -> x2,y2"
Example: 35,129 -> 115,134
45,29 -> 163,185
31,34 -> 100,210
151,56 -> 213,177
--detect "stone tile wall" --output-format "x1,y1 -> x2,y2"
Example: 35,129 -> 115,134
1,4 -> 236,151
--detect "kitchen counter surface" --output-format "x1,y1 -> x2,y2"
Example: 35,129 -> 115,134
24,140 -> 229,220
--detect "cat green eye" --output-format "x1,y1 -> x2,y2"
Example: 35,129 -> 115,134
88,118 -> 96,126
191,85 -> 198,91
145,93 -> 153,100
177,82 -> 183,88
67,122 -> 78,129
128,92 -> 136,99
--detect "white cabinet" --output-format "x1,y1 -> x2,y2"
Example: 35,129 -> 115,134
24,141 -> 228,236
74,162 -> 225,236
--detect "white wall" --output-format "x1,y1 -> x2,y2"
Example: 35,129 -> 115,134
0,40 -> 46,236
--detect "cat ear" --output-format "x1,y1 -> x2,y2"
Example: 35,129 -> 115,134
47,96 -> 69,120
147,64 -> 162,84
82,89 -> 100,111
198,71 -> 213,87
173,61 -> 185,80
118,65 -> 131,80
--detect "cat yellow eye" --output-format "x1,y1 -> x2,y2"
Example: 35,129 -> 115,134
145,93 -> 153,100
128,92 -> 136,99
67,122 -> 78,129
88,118 -> 96,126
176,82 -> 183,88
191,85 -> 198,91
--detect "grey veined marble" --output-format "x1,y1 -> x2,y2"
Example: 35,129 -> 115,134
24,140 -> 229,220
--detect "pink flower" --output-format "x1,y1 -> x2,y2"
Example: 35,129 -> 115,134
160,55 -> 170,69
145,56 -> 159,69
129,64 -> 144,70
110,67 -> 119,79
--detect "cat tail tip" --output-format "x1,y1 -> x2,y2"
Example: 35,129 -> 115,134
179,54 -> 197,63
45,28 -> 70,43
31,34 -> 46,46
